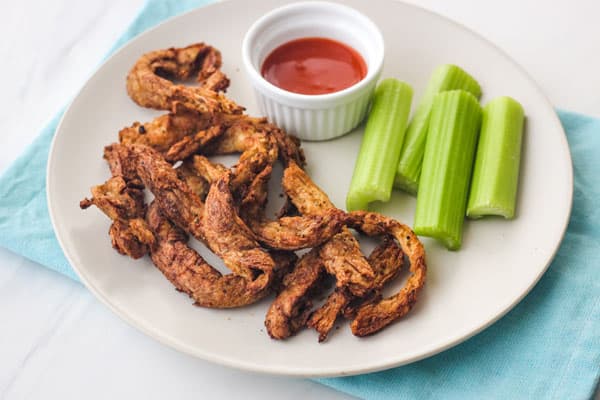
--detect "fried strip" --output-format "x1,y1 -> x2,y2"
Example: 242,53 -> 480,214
103,143 -> 140,182
342,238 -> 404,319
130,144 -> 205,239
348,211 -> 427,337
176,160 -> 210,200
108,219 -> 153,259
165,124 -> 224,162
306,287 -> 351,343
118,106 -> 211,155
176,122 -> 345,251
264,249 -> 328,339
121,111 -> 279,199
146,202 -> 294,307
209,115 -> 271,155
282,162 -> 374,296
307,238 -> 403,342
202,171 -> 276,280
202,115 -> 279,199
270,126 -> 305,168
318,231 -> 374,296
248,212 -> 347,250
240,164 -> 348,250
81,144 -> 154,258
200,69 -> 230,92
130,144 -> 275,283
192,155 -> 228,183
80,176 -> 144,221
126,43 -> 242,114
79,176 -> 154,259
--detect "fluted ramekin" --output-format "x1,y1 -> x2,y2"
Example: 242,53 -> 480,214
242,1 -> 384,141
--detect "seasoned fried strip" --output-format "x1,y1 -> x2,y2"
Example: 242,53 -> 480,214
183,122 -> 345,252
176,161 -> 210,200
270,126 -> 305,168
165,124 -> 224,162
192,155 -> 228,183
130,144 -> 274,283
348,211 -> 427,336
81,144 -> 154,258
240,165 -> 348,250
264,249 -> 328,339
199,69 -> 230,92
118,106 -> 211,155
202,115 -> 279,199
130,144 -> 205,240
202,171 -> 275,280
80,176 -> 144,221
79,176 -> 154,259
249,212 -> 347,250
108,219 -> 153,259
103,143 -> 140,182
126,43 -> 242,114
342,238 -> 405,319
306,287 -> 351,343
122,111 -> 279,198
318,231 -> 374,296
147,202 -> 294,307
282,162 -> 374,296
307,238 -> 403,342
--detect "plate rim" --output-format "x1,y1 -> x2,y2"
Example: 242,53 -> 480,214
46,0 -> 574,377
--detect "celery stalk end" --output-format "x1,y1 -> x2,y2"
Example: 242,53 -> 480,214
467,205 -> 515,219
414,226 -> 461,251
393,173 -> 418,195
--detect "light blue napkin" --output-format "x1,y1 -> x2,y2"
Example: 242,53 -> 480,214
0,0 -> 598,398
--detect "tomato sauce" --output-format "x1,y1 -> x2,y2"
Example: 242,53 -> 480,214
261,37 -> 367,95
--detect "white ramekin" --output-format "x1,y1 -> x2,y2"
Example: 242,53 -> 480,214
242,1 -> 384,141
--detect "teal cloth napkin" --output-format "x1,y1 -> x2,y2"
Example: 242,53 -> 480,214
0,0 -> 598,398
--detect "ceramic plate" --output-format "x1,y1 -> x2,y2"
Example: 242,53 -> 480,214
47,0 -> 572,377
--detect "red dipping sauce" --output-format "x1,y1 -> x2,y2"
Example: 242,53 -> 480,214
261,37 -> 367,95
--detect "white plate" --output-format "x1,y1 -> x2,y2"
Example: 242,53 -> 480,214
47,0 -> 572,377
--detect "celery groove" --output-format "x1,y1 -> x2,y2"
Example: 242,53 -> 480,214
413,90 -> 482,250
467,96 -> 525,219
346,79 -> 413,211
395,64 -> 481,194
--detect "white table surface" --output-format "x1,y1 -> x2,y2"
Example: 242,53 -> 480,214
1,1 -> 598,399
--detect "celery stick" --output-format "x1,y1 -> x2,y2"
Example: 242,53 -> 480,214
467,96 -> 525,219
413,90 -> 482,250
346,79 -> 413,211
395,64 -> 481,194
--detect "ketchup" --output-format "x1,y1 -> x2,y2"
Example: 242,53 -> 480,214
261,37 -> 367,95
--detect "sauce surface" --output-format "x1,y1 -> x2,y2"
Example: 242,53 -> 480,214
261,37 -> 367,95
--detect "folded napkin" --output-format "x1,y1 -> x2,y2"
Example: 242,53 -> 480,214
1,0 -> 598,398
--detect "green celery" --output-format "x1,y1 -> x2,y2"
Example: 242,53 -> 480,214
395,64 -> 481,194
346,79 -> 413,211
467,96 -> 525,218
413,90 -> 482,250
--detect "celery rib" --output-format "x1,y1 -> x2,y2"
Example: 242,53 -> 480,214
395,64 -> 481,195
413,90 -> 482,250
467,96 -> 525,219
346,79 -> 413,211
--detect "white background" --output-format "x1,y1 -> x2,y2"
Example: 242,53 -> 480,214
1,0 -> 598,398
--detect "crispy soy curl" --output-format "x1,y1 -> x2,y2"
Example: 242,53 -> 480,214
129,144 -> 276,285
347,211 -> 427,337
147,201 -> 296,308
126,43 -> 243,115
